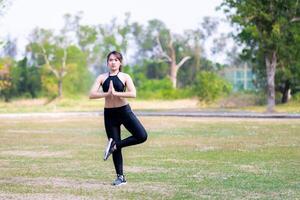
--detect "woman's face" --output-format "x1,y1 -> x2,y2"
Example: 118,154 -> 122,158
108,54 -> 121,72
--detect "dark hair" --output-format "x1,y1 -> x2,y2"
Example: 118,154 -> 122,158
107,51 -> 123,72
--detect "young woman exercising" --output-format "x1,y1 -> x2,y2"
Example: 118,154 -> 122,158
89,51 -> 147,186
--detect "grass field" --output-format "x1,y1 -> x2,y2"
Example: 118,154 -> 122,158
1,97 -> 300,113
0,98 -> 199,113
0,115 -> 300,199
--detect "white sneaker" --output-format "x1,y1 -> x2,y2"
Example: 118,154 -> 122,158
112,174 -> 127,186
103,138 -> 115,161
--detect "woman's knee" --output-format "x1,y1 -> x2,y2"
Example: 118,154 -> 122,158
139,131 -> 147,143
113,148 -> 121,155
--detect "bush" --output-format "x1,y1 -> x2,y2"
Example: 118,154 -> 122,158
193,71 -> 232,103
292,92 -> 300,102
137,78 -> 193,99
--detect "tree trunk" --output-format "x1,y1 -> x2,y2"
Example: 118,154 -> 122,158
281,80 -> 290,103
58,79 -> 63,98
157,32 -> 191,88
265,51 -> 277,112
4,92 -> 10,102
168,33 -> 177,88
170,61 -> 177,88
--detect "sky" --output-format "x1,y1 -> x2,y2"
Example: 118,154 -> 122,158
0,0 -> 231,62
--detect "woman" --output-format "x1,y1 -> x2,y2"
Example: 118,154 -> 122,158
89,51 -> 148,186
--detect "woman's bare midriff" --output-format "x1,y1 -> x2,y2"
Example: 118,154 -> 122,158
104,96 -> 128,108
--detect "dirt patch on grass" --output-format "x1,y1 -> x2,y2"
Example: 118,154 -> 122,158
0,193 -> 96,200
0,150 -> 71,158
0,159 -> 10,168
236,164 -> 265,174
162,158 -> 209,165
190,171 -> 235,181
6,129 -> 54,134
130,99 -> 199,110
126,166 -> 168,173
115,182 -> 174,198
0,177 -> 108,190
0,177 -> 174,199
196,146 -> 219,152
8,98 -> 48,107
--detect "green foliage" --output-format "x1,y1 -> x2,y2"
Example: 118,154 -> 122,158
178,57 -> 224,87
40,67 -> 57,98
143,60 -> 169,79
0,57 -> 42,101
126,62 -> 231,101
132,19 -> 168,60
0,57 -> 14,102
193,71 -> 232,102
139,77 -> 172,91
291,92 -> 300,102
37,46 -> 93,98
10,57 -> 42,98
62,46 -> 93,97
5,11 -> 286,102
133,74 -> 193,99
221,0 -> 300,107
123,64 -> 193,100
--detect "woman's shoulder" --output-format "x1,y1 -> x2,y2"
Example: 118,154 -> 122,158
96,73 -> 109,82
119,72 -> 131,78
98,72 -> 109,78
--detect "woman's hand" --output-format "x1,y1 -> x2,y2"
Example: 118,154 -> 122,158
108,80 -> 116,96
110,74 -> 136,98
89,74 -> 109,99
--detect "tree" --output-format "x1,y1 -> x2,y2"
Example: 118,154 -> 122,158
0,0 -> 8,13
62,45 -> 92,96
0,57 -> 13,102
0,36 -> 17,58
28,28 -> 69,98
11,57 -> 41,98
97,13 -> 132,72
178,17 -> 220,87
156,30 -> 191,88
221,0 -> 300,112
72,12 -> 132,73
275,18 -> 300,103
131,19 -> 167,61
26,12 -> 85,98
1,0 -> 12,47
27,28 -> 93,98
132,19 -> 191,88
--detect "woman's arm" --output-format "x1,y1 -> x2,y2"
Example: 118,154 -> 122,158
89,75 -> 111,99
112,74 -> 136,98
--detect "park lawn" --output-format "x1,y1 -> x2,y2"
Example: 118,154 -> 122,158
0,116 -> 299,199
0,98 -> 199,113
1,97 -> 300,113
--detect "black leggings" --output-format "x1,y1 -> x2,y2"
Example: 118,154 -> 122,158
104,104 -> 147,175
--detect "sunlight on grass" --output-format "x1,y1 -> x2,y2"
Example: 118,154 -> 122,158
0,116 -> 299,199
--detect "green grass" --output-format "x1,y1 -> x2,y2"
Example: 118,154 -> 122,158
1,96 -> 300,113
0,116 -> 299,199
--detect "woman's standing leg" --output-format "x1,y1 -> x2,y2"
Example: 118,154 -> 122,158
104,112 -> 123,176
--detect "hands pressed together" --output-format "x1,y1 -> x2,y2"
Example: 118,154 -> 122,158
107,80 -> 117,97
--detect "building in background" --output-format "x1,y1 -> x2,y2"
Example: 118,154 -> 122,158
220,63 -> 256,91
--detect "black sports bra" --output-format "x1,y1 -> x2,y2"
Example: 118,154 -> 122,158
102,72 -> 126,92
